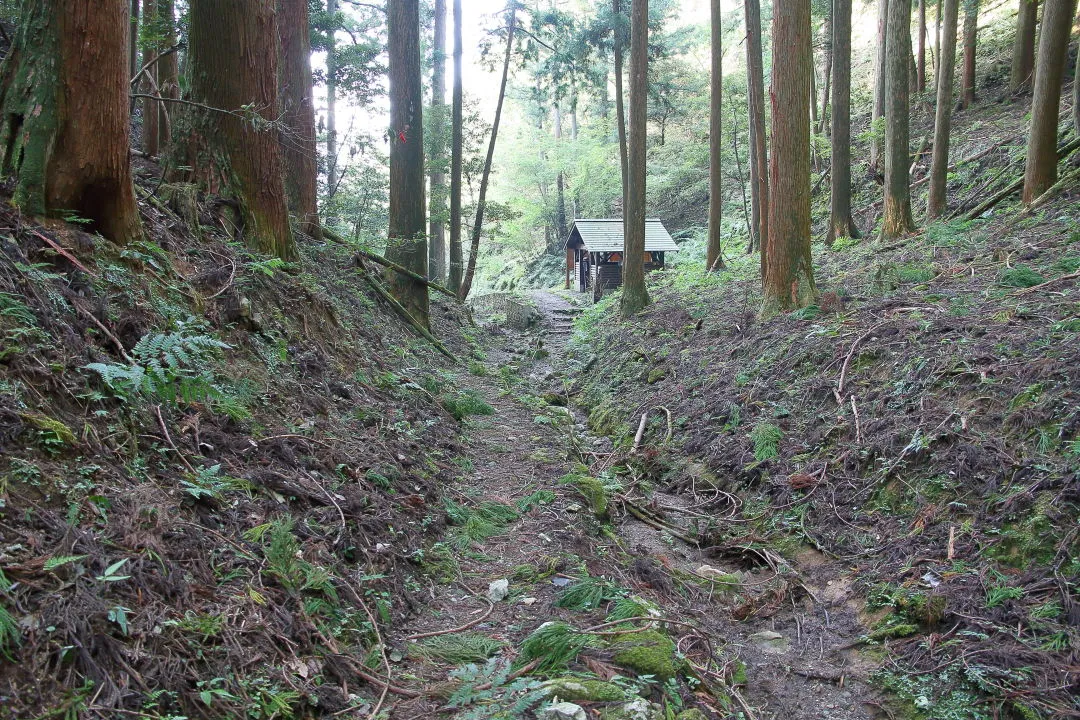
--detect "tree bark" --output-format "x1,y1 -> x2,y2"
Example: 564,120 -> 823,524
277,0 -> 321,239
828,0 -> 861,243
761,0 -> 815,315
428,0 -> 447,280
1009,0 -> 1038,92
141,0 -> 159,157
386,0 -> 428,325
881,0 -> 918,239
325,0 -> 340,197
959,0 -> 978,108
0,0 -> 142,244
156,0 -> 179,149
926,0 -> 959,219
130,0 -> 139,80
620,0 -> 651,315
817,17 -> 833,136
706,0 -> 725,271
554,104 -> 569,241
1074,23 -> 1080,137
614,0 -> 629,218
745,0 -> 768,255
1021,0 -> 1078,202
174,0 -> 295,259
917,0 -> 927,91
870,0 -> 889,172
458,4 -> 516,302
447,0 -> 464,292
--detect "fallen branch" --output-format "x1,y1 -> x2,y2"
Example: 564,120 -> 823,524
835,321 -> 891,404
155,405 -> 197,475
405,595 -> 495,641
356,259 -> 456,362
31,230 -> 93,275
322,227 -> 458,299
964,137 -> 1080,220
623,500 -> 700,546
911,135 -> 1016,188
631,405 -> 673,453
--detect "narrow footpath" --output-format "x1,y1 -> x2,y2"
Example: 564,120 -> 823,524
383,291 -> 883,720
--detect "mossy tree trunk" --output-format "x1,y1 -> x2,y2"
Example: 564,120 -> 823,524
277,0 -> 321,240
1009,0 -> 1038,92
926,0 -> 959,219
0,0 -> 142,244
745,0 -> 768,256
448,0 -> 464,293
880,0 -> 917,239
173,0 -> 295,259
761,0 -> 816,316
620,0 -> 651,316
1021,0 -> 1078,202
387,0 -> 429,326
828,0 -> 861,244
706,0 -> 725,271
428,0 -> 448,281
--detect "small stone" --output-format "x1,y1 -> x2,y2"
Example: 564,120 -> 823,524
487,579 -> 510,602
749,630 -> 789,654
565,502 -> 583,513
538,533 -> 553,543
540,701 -> 586,720
522,597 -> 537,605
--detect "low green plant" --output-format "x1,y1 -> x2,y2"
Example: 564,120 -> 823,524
997,265 -> 1044,289
85,324 -> 230,405
180,464 -> 253,501
517,622 -> 590,673
445,658 -> 547,719
554,574 -> 625,611
444,499 -> 519,547
441,389 -> 496,421
750,422 -> 782,461
412,633 -> 505,664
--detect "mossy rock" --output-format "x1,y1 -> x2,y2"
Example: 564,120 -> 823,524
599,698 -> 664,720
676,711 -> 709,720
609,629 -> 678,679
646,368 -> 666,384
571,475 -> 608,518
542,678 -> 627,703
19,413 -> 76,445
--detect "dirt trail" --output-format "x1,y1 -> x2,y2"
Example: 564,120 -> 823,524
385,291 -> 883,719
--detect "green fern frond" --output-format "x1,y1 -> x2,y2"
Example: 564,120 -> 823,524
517,622 -> 590,673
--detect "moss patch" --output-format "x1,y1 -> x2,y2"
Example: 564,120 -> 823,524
542,678 -> 627,702
609,629 -> 678,679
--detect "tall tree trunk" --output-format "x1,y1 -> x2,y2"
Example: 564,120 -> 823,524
870,0 -> 889,172
762,0 -> 815,315
0,0 -> 142,244
614,0 -> 629,218
917,0 -> 927,91
959,0 -> 978,108
325,0 -> 339,197
175,0 -> 295,259
745,0 -> 768,255
554,105 -> 569,242
620,0 -> 650,315
817,17 -> 833,136
428,0 -> 447,280
935,0 -> 942,75
926,0 -> 959,219
458,4 -> 516,301
1021,0 -> 1078,202
386,0 -> 428,324
811,57 -> 819,129
130,0 -> 139,80
1009,0 -> 1038,92
156,0 -> 179,149
570,93 -> 580,140
141,0 -> 159,157
447,0 -> 464,292
828,0 -> 861,243
1074,25 -> 1080,137
277,0 -> 321,239
881,0 -> 918,238
707,0 -> 725,271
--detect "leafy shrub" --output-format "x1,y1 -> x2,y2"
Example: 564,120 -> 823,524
441,389 -> 496,420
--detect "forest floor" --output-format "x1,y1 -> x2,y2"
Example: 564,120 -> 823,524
384,291 -> 883,720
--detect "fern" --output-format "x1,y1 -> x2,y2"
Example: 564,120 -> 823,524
85,325 -> 230,405
446,658 -> 546,719
517,622 -> 590,673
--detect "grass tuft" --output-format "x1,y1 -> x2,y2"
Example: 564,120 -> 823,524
517,622 -> 590,673
750,422 -> 782,461
411,633 -> 505,664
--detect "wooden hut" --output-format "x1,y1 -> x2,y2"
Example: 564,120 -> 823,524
564,219 -> 678,296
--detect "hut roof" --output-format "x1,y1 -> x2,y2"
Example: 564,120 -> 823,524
564,219 -> 678,253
